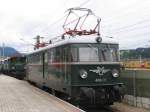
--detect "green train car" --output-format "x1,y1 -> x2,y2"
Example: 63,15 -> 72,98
0,60 -> 3,72
1,59 -> 9,74
26,35 -> 124,106
1,57 -> 26,79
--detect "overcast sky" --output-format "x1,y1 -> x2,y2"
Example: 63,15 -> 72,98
0,0 -> 150,52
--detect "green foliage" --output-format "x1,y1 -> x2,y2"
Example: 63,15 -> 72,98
120,48 -> 150,60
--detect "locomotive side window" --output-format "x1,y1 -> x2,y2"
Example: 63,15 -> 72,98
44,52 -> 48,63
49,49 -> 56,63
27,53 -> 42,64
56,47 -> 62,62
48,46 -> 77,62
39,54 -> 43,64
27,55 -> 33,64
34,53 -> 41,64
49,48 -> 62,63
70,47 -> 78,62
62,47 -> 69,62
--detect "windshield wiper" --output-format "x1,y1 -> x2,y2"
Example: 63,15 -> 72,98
87,44 -> 98,55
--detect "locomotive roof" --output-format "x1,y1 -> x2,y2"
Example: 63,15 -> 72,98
28,34 -> 118,55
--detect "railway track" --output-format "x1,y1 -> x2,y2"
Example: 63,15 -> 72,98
80,106 -> 120,112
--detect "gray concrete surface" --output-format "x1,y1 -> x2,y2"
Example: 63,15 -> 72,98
0,74 -> 84,112
121,69 -> 150,109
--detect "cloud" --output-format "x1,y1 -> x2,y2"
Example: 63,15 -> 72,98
0,0 -> 150,53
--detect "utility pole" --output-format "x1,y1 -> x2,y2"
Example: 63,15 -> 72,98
2,43 -> 5,60
0,44 -> 1,61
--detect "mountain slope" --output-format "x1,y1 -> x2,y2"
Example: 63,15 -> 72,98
0,47 -> 22,57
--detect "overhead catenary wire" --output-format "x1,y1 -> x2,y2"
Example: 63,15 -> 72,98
115,18 -> 150,30
18,0 -> 92,51
73,1 -> 150,35
78,0 -> 91,7
63,0 -> 69,9
37,0 -> 71,36
101,0 -> 150,23
41,0 -> 91,34
39,0 -> 93,38
40,13 -> 68,34
112,23 -> 150,34
36,1 -> 150,43
97,0 -> 150,35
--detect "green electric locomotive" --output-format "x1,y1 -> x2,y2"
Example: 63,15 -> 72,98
26,34 -> 124,106
1,56 -> 26,79
26,7 -> 124,106
1,59 -> 9,74
7,57 -> 26,79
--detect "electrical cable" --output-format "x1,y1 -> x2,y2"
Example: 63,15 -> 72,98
108,18 -> 150,33
78,0 -> 91,7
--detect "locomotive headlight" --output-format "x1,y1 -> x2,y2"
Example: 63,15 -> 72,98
96,36 -> 102,43
80,70 -> 88,79
112,69 -> 119,78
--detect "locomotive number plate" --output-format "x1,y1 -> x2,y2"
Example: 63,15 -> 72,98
95,78 -> 107,82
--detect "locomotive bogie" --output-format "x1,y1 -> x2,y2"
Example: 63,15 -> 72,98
71,85 -> 124,106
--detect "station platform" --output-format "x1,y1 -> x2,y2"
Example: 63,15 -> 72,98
0,74 -> 84,112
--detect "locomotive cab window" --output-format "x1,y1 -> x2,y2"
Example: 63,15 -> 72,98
100,44 -> 119,62
79,47 -> 99,62
73,43 -> 119,62
70,47 -> 78,62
